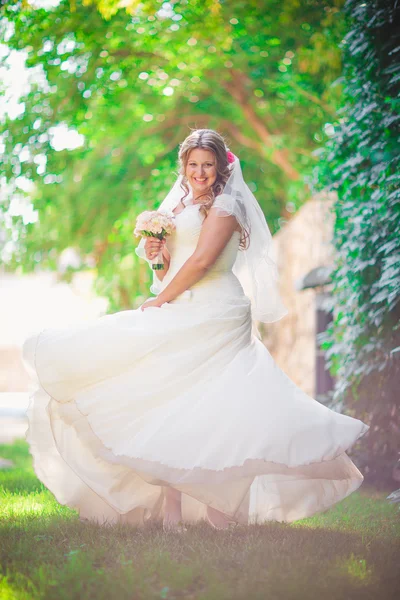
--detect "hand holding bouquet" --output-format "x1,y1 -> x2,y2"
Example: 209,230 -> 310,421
134,210 -> 176,270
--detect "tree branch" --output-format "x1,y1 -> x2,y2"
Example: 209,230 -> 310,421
223,69 -> 300,180
287,80 -> 335,115
142,113 -> 264,156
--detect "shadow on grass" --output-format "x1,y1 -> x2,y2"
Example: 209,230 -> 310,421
1,515 -> 400,600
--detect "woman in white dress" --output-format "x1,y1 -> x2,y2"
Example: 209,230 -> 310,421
23,129 -> 369,532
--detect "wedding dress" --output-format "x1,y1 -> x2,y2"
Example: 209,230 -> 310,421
23,197 -> 369,526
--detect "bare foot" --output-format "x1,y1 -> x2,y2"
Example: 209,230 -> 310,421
163,487 -> 186,532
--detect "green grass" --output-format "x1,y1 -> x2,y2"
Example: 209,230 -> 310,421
1,440 -> 399,600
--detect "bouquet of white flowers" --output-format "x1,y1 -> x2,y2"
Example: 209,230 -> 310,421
134,210 -> 176,270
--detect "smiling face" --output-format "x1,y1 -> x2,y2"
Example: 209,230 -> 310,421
185,148 -> 217,199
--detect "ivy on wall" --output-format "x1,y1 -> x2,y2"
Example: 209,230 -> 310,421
315,0 -> 400,486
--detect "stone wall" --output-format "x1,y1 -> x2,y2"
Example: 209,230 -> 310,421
260,192 -> 336,397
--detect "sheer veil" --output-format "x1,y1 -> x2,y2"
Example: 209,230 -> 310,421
136,155 -> 288,324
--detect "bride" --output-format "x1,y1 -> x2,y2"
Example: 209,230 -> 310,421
23,129 -> 369,532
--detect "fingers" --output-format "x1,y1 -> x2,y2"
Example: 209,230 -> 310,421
146,237 -> 166,244
144,237 -> 166,260
144,238 -> 165,249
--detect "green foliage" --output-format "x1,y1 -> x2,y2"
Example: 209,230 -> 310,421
315,0 -> 400,485
0,0 -> 346,309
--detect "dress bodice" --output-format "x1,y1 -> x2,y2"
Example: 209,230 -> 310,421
158,203 -> 244,301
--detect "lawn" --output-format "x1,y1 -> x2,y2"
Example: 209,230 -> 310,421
1,440 -> 399,600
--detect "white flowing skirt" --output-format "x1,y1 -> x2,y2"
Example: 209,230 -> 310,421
23,275 -> 369,525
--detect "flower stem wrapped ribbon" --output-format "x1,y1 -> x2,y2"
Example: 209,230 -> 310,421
134,210 -> 176,270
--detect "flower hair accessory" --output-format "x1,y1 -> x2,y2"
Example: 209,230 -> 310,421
226,150 -> 236,164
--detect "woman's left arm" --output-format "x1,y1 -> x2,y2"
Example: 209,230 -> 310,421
141,209 -> 238,309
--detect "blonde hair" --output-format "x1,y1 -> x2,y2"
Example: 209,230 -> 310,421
178,129 -> 248,249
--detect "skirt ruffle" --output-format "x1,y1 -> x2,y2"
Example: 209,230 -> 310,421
23,301 -> 369,525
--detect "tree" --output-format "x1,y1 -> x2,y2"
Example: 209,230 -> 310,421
1,0 -> 346,309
